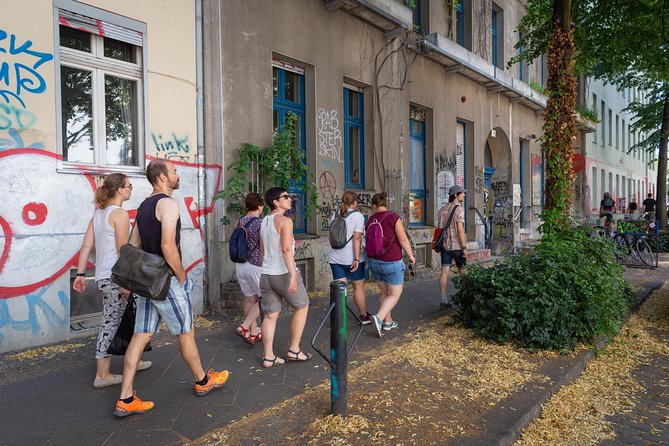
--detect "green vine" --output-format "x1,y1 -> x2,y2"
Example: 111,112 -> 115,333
214,113 -> 318,226
541,17 -> 577,235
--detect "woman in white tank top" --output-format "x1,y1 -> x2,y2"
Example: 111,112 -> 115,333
73,173 -> 151,388
258,187 -> 311,368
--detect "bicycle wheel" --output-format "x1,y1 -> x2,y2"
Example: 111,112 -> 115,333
634,238 -> 655,267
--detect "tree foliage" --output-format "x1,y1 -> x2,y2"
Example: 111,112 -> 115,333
516,0 -> 669,228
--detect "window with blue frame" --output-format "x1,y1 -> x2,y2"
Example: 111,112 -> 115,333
492,9 -> 498,67
456,0 -> 465,47
518,31 -> 524,81
343,87 -> 364,188
409,106 -> 426,226
273,65 -> 307,233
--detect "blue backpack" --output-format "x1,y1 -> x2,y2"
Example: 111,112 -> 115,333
229,217 -> 260,263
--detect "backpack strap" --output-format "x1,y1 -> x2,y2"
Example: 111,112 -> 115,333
443,205 -> 460,249
242,216 -> 261,251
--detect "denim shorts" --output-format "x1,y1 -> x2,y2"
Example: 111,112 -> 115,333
368,258 -> 405,285
441,250 -> 467,268
330,262 -> 366,282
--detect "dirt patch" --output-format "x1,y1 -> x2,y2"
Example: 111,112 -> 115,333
514,283 -> 669,445
196,316 -> 547,446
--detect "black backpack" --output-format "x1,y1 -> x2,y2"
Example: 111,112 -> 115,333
229,217 -> 260,263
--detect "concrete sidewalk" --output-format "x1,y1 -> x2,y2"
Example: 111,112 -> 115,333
0,259 -> 667,446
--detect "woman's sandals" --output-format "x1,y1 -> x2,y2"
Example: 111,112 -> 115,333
286,349 -> 312,362
262,356 -> 286,368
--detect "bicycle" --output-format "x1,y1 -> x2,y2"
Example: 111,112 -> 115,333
613,232 -> 655,267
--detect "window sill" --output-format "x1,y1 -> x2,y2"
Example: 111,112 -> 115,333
57,163 -> 145,176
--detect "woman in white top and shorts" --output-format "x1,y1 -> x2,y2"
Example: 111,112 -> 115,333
328,191 -> 369,324
73,173 -> 151,388
234,192 -> 263,345
258,187 -> 311,368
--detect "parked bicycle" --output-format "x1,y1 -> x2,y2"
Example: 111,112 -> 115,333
613,231 -> 655,267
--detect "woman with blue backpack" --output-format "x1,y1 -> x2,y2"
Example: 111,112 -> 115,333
231,193 -> 264,345
365,192 -> 416,338
328,191 -> 369,324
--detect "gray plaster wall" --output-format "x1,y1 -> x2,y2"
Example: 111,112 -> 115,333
203,0 -> 546,300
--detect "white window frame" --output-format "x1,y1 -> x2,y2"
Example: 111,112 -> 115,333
54,0 -> 148,174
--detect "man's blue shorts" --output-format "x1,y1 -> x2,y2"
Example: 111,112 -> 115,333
441,250 -> 467,268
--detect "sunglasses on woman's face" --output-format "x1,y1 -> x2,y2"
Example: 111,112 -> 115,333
278,194 -> 291,200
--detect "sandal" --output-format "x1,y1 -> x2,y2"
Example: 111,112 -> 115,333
286,349 -> 313,362
262,356 -> 285,368
236,325 -> 250,339
245,332 -> 262,346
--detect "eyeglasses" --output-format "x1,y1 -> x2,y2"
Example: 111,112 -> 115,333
408,264 -> 415,276
122,184 -> 133,189
278,194 -> 291,200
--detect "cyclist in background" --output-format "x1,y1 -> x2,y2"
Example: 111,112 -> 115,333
599,192 -> 617,235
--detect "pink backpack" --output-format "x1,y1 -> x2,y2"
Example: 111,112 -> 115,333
365,212 -> 394,258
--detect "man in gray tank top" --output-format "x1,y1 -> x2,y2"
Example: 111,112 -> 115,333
113,159 -> 229,418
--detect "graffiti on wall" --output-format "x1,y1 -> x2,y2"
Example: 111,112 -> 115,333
0,28 -> 53,108
151,132 -> 191,161
317,109 -> 343,163
0,150 -> 222,351
474,166 -> 485,194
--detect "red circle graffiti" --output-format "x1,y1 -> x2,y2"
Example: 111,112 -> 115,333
22,202 -> 48,226
0,216 -> 12,275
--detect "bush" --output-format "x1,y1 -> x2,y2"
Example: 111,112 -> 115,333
454,225 -> 634,351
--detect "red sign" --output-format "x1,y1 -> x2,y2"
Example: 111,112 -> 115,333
572,154 -> 586,173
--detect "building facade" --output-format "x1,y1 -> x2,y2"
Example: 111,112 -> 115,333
203,0 -> 548,299
0,0 -> 212,353
574,78 -> 655,218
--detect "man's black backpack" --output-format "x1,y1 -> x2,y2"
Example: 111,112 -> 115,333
229,217 -> 261,263
329,210 -> 358,249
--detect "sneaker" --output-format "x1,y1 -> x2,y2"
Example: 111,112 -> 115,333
440,301 -> 455,311
195,369 -> 230,397
382,321 -> 399,331
113,391 -> 154,417
359,312 -> 372,325
371,314 -> 383,338
137,360 -> 152,371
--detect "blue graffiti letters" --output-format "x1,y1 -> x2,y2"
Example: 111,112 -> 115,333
0,29 -> 54,107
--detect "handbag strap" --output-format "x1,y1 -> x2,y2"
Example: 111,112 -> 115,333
443,205 -> 459,232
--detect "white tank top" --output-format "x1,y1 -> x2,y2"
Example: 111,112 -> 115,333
92,205 -> 125,280
260,214 -> 291,275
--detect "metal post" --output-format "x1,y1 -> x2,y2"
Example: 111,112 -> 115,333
330,280 -> 347,416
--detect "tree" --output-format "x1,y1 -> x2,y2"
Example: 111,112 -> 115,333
516,0 -> 669,230
519,0 -> 576,234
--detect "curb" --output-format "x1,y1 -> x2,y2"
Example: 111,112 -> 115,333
450,272 -> 667,446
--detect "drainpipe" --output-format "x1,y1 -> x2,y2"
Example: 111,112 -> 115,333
195,0 -> 208,308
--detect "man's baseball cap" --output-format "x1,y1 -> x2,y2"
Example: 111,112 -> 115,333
449,185 -> 466,195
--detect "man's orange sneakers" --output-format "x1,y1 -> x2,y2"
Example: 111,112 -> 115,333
195,369 -> 230,397
113,391 -> 155,417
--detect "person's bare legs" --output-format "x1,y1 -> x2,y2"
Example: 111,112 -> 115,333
351,279 -> 367,316
261,311 -> 285,366
439,265 -> 451,306
119,332 -> 153,399
176,329 -> 207,381
96,357 -> 114,381
287,305 -> 309,358
377,283 -> 403,323
241,295 -> 261,336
